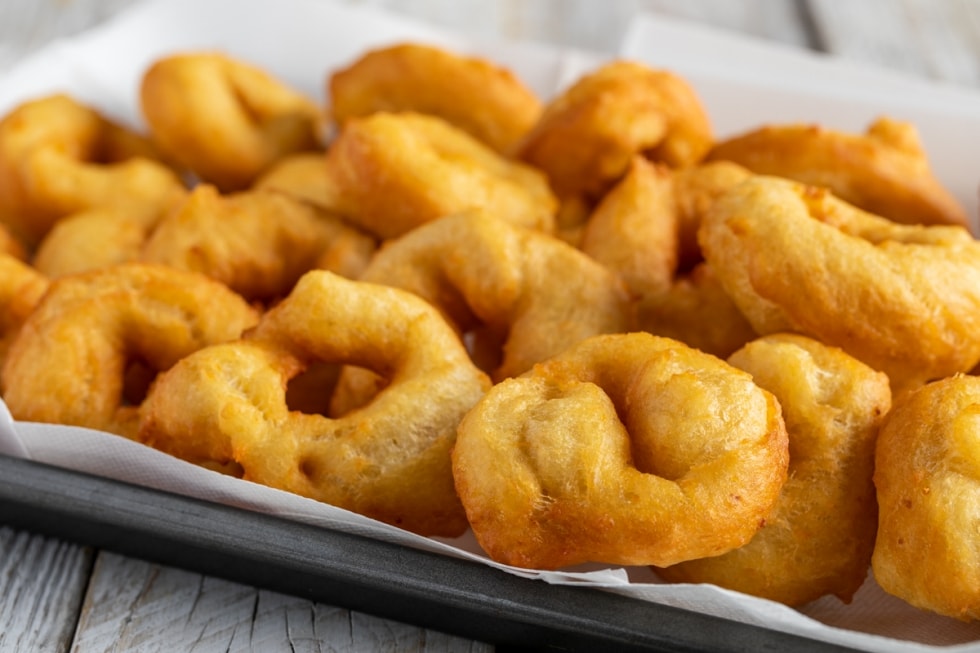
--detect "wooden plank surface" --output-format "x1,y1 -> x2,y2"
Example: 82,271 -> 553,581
807,0 -> 980,86
0,527 -> 93,653
2,1 -> 980,652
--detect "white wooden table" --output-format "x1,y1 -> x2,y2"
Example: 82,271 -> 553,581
1,1 -> 979,651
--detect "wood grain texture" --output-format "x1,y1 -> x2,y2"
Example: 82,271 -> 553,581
1,1 -> 979,652
72,552 -> 493,652
807,0 -> 980,86
0,527 -> 94,653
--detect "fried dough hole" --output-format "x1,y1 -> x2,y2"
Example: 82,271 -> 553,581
0,263 -> 259,438
452,332 -> 789,570
659,334 -> 890,606
141,52 -> 321,191
872,375 -> 980,621
329,42 -> 542,154
700,176 -> 980,392
138,271 -> 491,537
0,94 -> 185,246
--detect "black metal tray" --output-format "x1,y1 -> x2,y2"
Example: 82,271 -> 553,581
0,454 -> 857,652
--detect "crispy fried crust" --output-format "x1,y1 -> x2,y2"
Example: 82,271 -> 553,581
329,42 -> 542,155
325,112 -> 556,239
0,94 -> 185,245
659,334 -> 890,606
700,176 -> 980,391
138,271 -> 491,537
519,60 -> 712,200
872,375 -> 980,621
1,263 -> 259,438
141,52 -> 321,191
453,332 -> 789,570
708,118 -> 969,229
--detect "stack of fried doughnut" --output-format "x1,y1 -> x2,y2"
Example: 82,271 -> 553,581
2,40 -> 980,623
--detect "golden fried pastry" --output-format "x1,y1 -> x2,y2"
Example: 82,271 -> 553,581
659,334 -> 890,606
0,223 -> 26,260
142,185 -> 336,302
582,158 -> 752,295
700,176 -> 980,391
580,157 -> 678,297
580,157 -> 753,357
670,160 -> 754,270
452,332 -> 788,570
33,209 -> 146,278
872,375 -> 980,620
708,118 -> 969,229
636,263 -> 757,359
0,94 -> 186,246
326,112 -> 556,239
253,152 -> 338,212
329,42 -> 542,154
1,263 -> 259,439
253,154 -> 379,279
0,254 -> 48,377
141,52 -> 321,191
347,211 -> 633,382
519,60 -> 712,200
138,271 -> 491,537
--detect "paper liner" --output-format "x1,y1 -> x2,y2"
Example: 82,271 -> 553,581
2,0 -> 980,649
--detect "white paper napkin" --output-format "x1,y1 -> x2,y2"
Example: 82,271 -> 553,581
2,1 -> 980,650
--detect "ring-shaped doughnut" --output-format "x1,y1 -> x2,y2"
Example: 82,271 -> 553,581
0,253 -> 48,378
141,184 -> 337,302
0,223 -> 26,260
0,94 -> 186,245
138,270 -> 491,537
707,118 -> 969,229
33,208 -> 146,278
519,60 -> 712,200
452,332 -> 789,569
329,42 -> 542,154
348,210 -> 633,382
659,334 -> 890,606
1,263 -> 259,439
872,374 -> 980,620
699,176 -> 980,391
325,112 -> 556,239
141,52 -> 322,191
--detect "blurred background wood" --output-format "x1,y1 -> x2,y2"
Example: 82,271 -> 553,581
1,1 -> 979,651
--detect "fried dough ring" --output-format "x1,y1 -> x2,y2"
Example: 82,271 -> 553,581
326,112 -> 556,239
452,332 -> 788,570
349,211 -> 634,383
659,334 -> 890,606
33,209 -> 146,278
700,176 -> 980,390
636,263 -> 757,359
1,264 -> 259,439
708,118 -> 969,229
0,254 -> 48,378
581,157 -> 751,294
580,157 -> 678,297
0,224 -> 26,260
142,185 -> 337,302
519,60 -> 712,200
580,157 -> 755,357
253,154 -> 379,279
141,52 -> 321,191
872,375 -> 980,620
329,43 -> 542,154
253,153 -> 339,211
138,271 -> 491,537
0,94 -> 186,246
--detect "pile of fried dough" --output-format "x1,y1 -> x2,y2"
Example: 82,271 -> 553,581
0,42 -> 978,622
